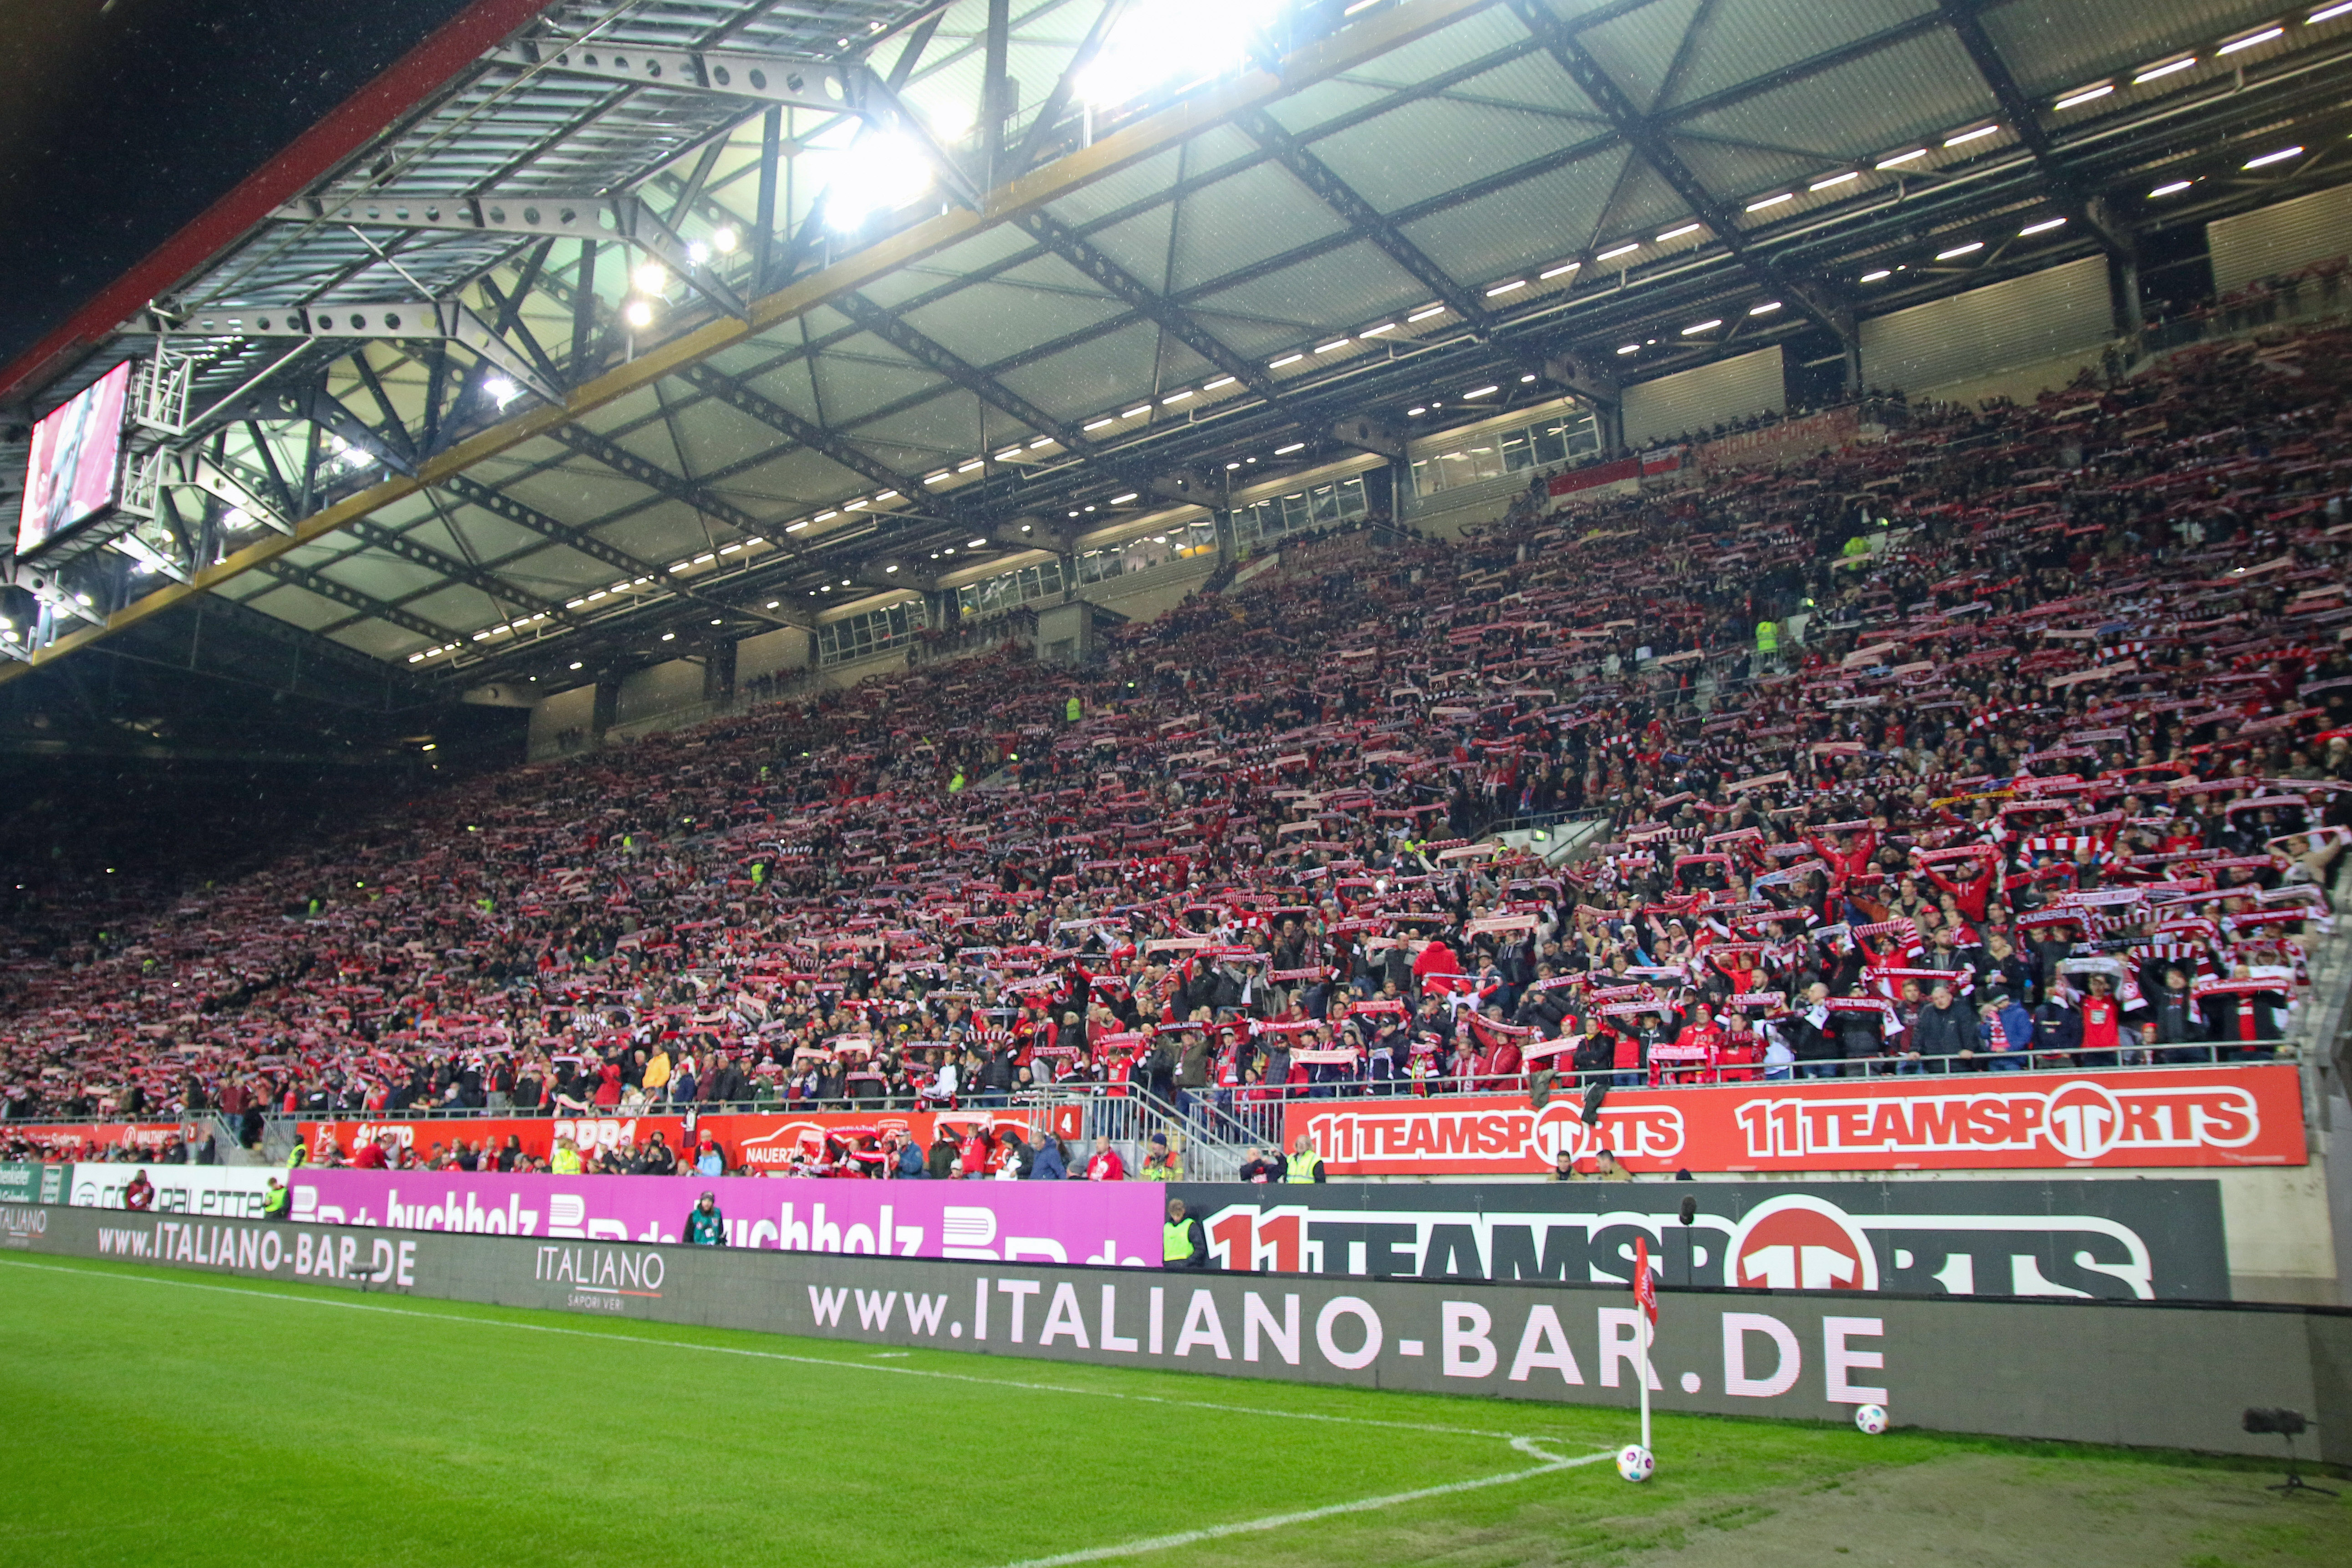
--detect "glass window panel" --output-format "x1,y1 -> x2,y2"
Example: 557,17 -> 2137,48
1533,426 -> 1568,465
1501,433 -> 1533,471
1469,443 -> 1504,481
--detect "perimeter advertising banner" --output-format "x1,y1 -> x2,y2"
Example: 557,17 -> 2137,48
1283,1066 -> 2306,1176
293,1168 -> 1162,1266
298,1105 -> 1086,1169
10,1204 -> 2345,1462
1166,1180 -> 2230,1301
67,1164 -> 276,1219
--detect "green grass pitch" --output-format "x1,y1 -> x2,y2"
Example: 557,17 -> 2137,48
0,1254 -> 2345,1568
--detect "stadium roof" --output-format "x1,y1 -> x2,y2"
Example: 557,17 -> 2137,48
6,0 -> 2352,691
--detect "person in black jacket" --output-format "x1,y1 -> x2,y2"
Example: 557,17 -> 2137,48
1911,983 -> 1977,1074
1788,983 -> 1842,1079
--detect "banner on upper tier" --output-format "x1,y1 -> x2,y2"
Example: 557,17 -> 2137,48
292,1169 -> 1162,1265
1281,1066 -> 2306,1175
6,1122 -> 198,1156
1165,1180 -> 2230,1300
298,1105 -> 1088,1170
12,1203 -> 2348,1463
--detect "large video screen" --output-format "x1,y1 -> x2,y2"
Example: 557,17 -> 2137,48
16,359 -> 133,559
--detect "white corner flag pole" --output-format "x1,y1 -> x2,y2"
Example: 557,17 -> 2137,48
1635,1235 -> 1654,1453
1638,1313 -> 1652,1454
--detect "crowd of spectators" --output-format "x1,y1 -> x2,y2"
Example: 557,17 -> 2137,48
3,321 -> 2350,1169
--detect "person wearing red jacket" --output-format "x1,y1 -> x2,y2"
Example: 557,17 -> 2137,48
1659,1002 -> 1724,1087
1716,1014 -> 1762,1083
1917,849 -> 1996,923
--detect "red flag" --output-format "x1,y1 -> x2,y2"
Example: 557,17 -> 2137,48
1634,1235 -> 1658,1325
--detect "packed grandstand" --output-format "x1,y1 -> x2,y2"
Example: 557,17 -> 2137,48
4,322 -> 2348,1179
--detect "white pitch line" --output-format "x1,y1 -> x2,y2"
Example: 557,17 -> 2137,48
0,1257 -> 1612,1447
992,1439 -> 1614,1568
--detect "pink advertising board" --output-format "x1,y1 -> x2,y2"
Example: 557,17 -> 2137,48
292,1169 -> 1161,1267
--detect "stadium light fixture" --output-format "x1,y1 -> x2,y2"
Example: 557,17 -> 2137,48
1657,223 -> 1702,240
1520,373 -> 1537,383
484,375 -> 519,408
785,520 -> 810,532
2218,25 -> 2285,54
1749,300 -> 1783,315
1407,405 -> 1427,415
2020,216 -> 2068,235
2245,145 -> 2304,168
2134,56 -> 2197,82
1680,320 -> 1723,335
1315,338 -> 1353,352
883,564 -> 898,573
1275,442 -> 1307,454
1617,343 -> 1640,354
1485,280 -> 1527,296
711,226 -> 738,254
1359,323 -> 1397,337
662,631 -> 676,640
1876,148 -> 1928,168
968,538 -> 988,548
1810,171 -> 1860,190
1539,261 -> 1580,280
1079,0 -> 1281,106
1163,390 -> 1194,403
632,261 -> 669,294
1083,417 -> 1116,431
1203,374 -> 1239,388
1860,268 -> 1893,281
1944,124 -> 2000,147
1745,192 -> 1793,211
1270,352 -> 1305,368
623,298 -> 654,329
1406,305 -> 1447,322
1597,241 -> 1640,261
2313,1 -> 2352,22
2149,179 -> 2194,196
818,132 -> 934,230
1111,491 -> 1140,504
1935,241 -> 1985,260
1463,384 -> 1500,398
957,459 -> 983,472
2055,82 -> 2114,109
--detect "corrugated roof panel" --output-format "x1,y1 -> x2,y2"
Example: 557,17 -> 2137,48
1043,144 -> 1187,229
1577,0 -> 1710,110
1077,203 -> 1181,290
498,461 -> 660,522
706,448 -> 859,509
413,506 -> 551,565
1402,143 -> 1629,280
1265,73 -> 1401,138
322,552 -> 466,607
1311,96 -> 1593,215
806,347 -> 955,428
1166,159 -> 1353,294
324,620 -> 428,659
1672,26 -> 1995,167
1378,5 -> 1559,82
1185,240 -> 1429,352
991,319 -> 1164,423
1659,0 -> 1938,112
399,583 -> 500,628
1669,133 -> 1831,212
1588,153 -> 1687,249
246,581 -> 368,632
494,543 -> 620,593
657,398 -> 789,478
1980,0 -> 2287,97
1436,46 -> 1605,120
897,269 -> 1128,368
851,390 -> 986,463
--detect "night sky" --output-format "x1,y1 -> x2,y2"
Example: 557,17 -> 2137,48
0,0 -> 481,382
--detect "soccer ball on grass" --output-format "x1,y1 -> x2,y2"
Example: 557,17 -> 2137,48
1615,1443 -> 1655,1482
1853,1404 -> 1889,1435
